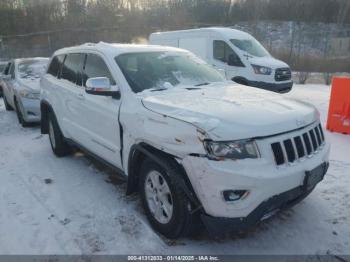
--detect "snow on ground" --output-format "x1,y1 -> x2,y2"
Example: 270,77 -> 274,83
0,84 -> 349,255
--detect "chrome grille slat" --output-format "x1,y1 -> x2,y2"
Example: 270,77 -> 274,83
314,126 -> 322,146
291,138 -> 300,161
303,132 -> 313,155
307,132 -> 315,152
309,129 -> 318,150
318,124 -> 325,142
271,124 -> 325,166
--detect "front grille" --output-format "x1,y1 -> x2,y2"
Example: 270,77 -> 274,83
271,124 -> 325,166
275,68 -> 291,82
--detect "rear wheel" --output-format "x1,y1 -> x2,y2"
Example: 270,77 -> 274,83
139,158 -> 196,238
3,94 -> 13,111
48,111 -> 71,157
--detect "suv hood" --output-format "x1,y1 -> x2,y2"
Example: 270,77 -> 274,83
141,83 -> 318,140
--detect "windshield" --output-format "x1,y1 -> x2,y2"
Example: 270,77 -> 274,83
230,39 -> 270,57
115,52 -> 224,93
18,59 -> 48,79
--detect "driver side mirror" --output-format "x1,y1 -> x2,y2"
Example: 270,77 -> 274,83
85,77 -> 120,99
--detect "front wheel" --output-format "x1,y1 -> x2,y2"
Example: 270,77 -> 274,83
48,111 -> 71,157
139,158 -> 196,238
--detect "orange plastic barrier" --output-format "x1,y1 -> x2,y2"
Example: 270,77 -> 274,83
327,77 -> 350,135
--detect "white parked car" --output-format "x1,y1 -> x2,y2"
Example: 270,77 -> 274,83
40,42 -> 330,238
0,61 -> 9,97
2,57 -> 49,126
149,27 -> 293,93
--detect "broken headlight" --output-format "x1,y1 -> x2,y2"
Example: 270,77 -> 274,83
204,140 -> 260,160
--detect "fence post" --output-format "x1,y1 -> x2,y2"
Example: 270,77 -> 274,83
47,33 -> 52,55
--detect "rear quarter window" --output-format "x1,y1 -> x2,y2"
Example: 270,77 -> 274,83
47,55 -> 65,78
61,53 -> 85,86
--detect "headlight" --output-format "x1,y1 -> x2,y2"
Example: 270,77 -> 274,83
19,89 -> 40,100
204,139 -> 260,160
251,64 -> 272,75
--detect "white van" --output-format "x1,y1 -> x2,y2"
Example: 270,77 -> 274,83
149,27 -> 293,93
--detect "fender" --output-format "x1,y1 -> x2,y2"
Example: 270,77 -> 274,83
126,143 -> 202,212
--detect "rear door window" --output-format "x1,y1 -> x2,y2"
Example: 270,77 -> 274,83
61,53 -> 85,86
48,55 -> 65,78
83,54 -> 115,86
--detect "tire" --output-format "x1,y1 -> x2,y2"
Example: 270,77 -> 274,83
15,99 -> 30,127
3,94 -> 13,111
48,111 -> 71,157
139,157 -> 197,238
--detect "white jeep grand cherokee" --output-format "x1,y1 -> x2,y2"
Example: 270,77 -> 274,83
40,42 -> 330,238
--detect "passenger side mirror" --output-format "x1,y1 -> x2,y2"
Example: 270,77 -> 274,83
228,54 -> 242,67
85,77 -> 120,99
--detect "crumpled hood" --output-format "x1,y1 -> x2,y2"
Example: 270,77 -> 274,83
141,84 -> 318,140
18,78 -> 41,93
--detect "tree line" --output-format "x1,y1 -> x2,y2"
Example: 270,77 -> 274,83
0,0 -> 349,37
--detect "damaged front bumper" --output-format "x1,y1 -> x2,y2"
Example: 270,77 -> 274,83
201,162 -> 329,236
181,139 -> 330,235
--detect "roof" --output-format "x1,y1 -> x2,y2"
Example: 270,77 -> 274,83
150,27 -> 252,40
54,42 -> 188,57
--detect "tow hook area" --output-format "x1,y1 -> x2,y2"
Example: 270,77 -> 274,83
200,185 -> 316,237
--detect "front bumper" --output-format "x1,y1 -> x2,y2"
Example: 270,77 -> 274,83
247,80 -> 293,93
181,129 -> 330,233
201,162 -> 328,236
18,96 -> 41,123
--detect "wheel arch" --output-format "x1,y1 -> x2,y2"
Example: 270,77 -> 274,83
126,143 -> 200,208
40,100 -> 53,134
232,76 -> 249,85
126,142 -> 173,195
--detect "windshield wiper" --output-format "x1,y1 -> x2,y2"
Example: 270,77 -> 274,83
195,82 -> 210,86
